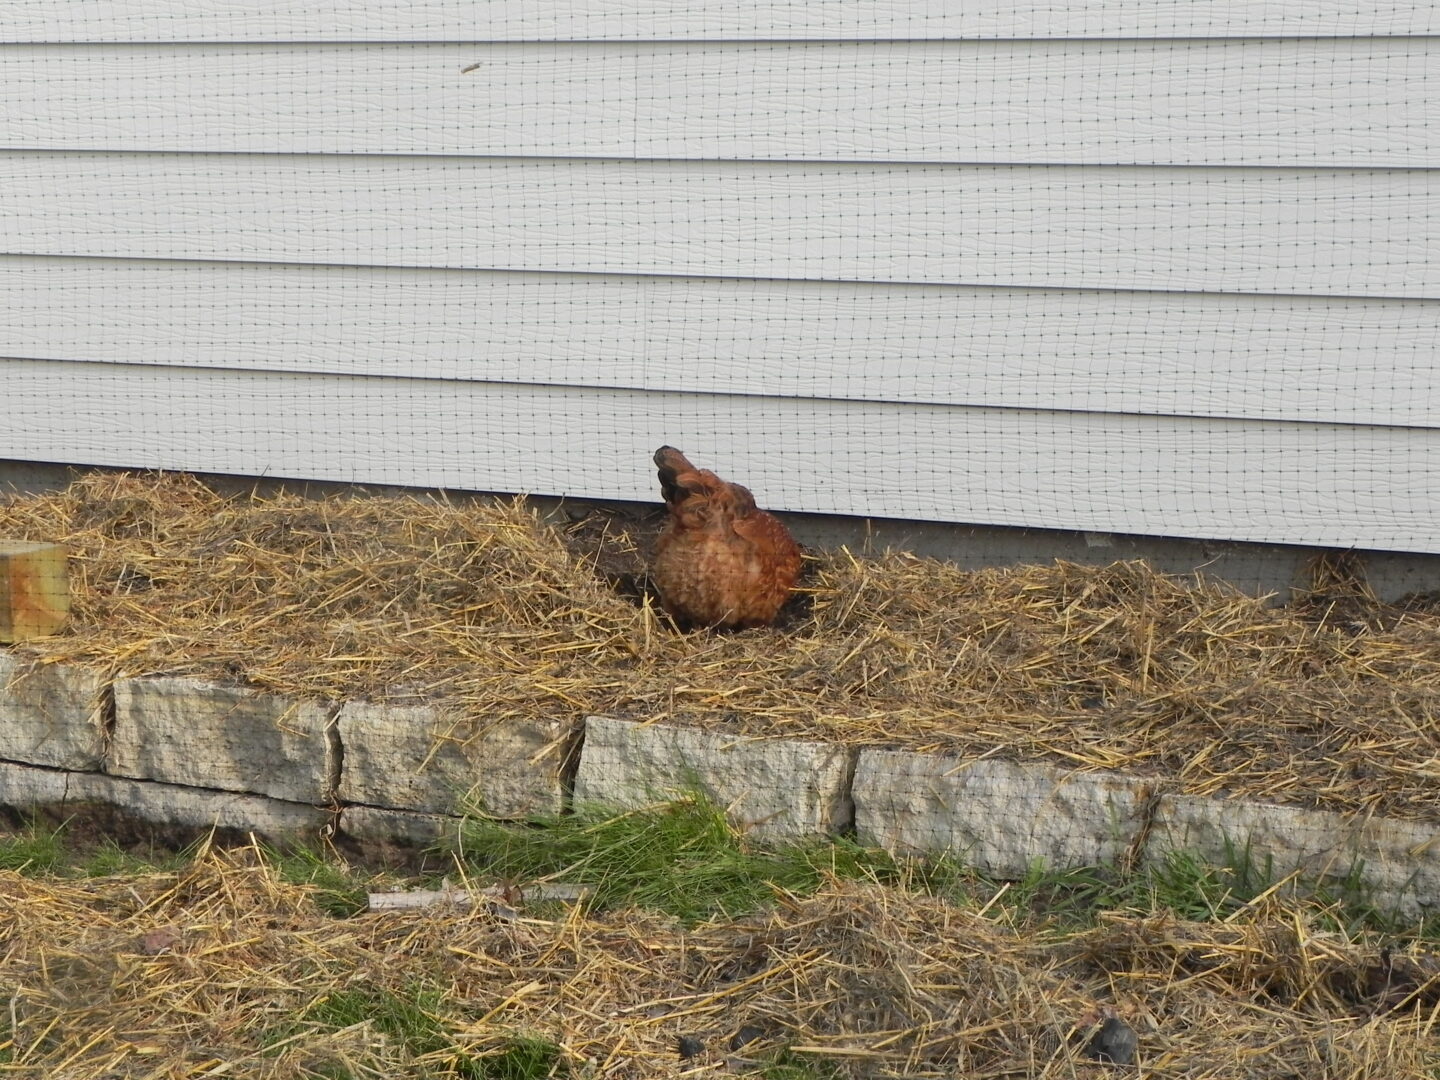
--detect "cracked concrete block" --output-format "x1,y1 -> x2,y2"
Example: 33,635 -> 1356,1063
573,716 -> 854,840
0,760 -> 328,837
853,750 -> 1153,877
0,653 -> 106,770
0,759 -> 102,806
336,701 -> 568,817
339,804 -> 464,848
111,676 -> 335,804
1148,795 -> 1440,920
99,774 -> 331,836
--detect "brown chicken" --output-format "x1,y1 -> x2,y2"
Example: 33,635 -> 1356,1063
651,446 -> 803,630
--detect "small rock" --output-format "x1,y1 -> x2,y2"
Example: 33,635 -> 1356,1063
1086,1015 -> 1137,1065
729,1024 -> 765,1050
137,926 -> 182,955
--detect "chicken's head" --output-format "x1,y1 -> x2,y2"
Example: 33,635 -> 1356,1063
654,446 -> 757,529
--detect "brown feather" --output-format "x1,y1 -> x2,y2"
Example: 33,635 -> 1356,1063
650,447 -> 802,630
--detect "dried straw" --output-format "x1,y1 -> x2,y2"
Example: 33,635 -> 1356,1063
1,848 -> 1435,1078
2,472 -> 1439,819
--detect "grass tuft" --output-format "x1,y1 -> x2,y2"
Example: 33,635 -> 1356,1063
0,824 -> 67,875
476,1037 -> 568,1080
759,1050 -> 842,1078
263,844 -> 371,918
454,793 -> 841,922
302,985 -> 449,1054
294,988 -> 565,1079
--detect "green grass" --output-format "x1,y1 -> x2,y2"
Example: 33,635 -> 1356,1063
303,985 -> 451,1057
263,844 -> 372,918
452,793 -> 900,922
0,819 -> 383,917
756,1050 -> 842,1079
3,801 -> 1427,943
0,824 -> 68,874
986,841 -> 1429,940
449,792 -> 1432,941
987,847 -> 1275,928
291,986 -> 565,1079
478,1038 -> 568,1080
456,792 -> 1207,927
0,821 -> 191,878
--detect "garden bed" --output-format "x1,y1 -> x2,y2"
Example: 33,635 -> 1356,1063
2,471 -> 1438,820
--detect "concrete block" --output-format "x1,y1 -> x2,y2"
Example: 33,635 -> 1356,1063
0,653 -> 106,770
111,676 -> 335,804
0,760 -> 329,837
1148,795 -> 1440,920
0,758 -> 101,806
100,775 -> 331,836
853,750 -> 1153,877
336,701 -> 568,817
573,716 -> 854,840
339,804 -> 464,848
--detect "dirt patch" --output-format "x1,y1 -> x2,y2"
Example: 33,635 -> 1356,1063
0,804 -> 450,880
0,800 -> 241,859
2,471 -> 1439,820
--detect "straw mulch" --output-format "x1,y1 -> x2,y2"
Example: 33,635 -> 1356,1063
3,472 -> 1440,820
1,847 -> 1436,1079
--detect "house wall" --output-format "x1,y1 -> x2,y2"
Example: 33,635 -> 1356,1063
2,4 -> 1437,552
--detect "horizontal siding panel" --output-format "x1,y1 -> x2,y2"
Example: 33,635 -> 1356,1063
6,41 -> 1436,167
4,154 -> 1435,297
10,1 -> 1436,41
5,256 -> 1438,428
4,358 -> 1438,553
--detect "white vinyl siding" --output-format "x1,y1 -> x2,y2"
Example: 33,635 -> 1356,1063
4,155 -> 1434,297
10,2 -> 1436,41
2,3 -> 1436,553
10,358 -> 1435,550
4,41 -> 1435,167
4,256 -> 1437,428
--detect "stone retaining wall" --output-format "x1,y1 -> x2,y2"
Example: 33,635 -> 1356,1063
2,652 -> 1437,918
